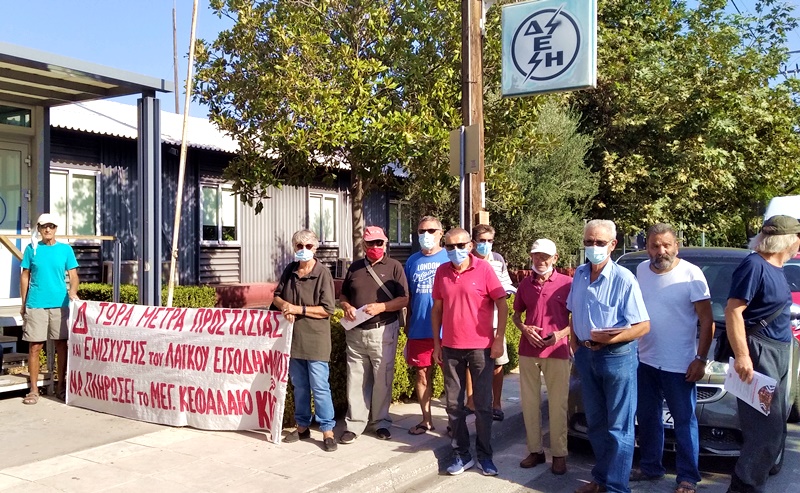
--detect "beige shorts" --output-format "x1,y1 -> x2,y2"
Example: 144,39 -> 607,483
23,307 -> 69,342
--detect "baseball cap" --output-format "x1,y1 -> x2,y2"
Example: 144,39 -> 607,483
530,238 -> 557,256
36,213 -> 59,228
762,215 -> 800,235
363,226 -> 388,242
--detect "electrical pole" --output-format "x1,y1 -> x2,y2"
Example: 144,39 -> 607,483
462,0 -> 487,230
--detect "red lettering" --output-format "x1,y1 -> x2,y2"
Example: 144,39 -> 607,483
72,302 -> 89,334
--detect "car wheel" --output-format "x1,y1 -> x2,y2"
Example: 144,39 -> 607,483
769,439 -> 785,476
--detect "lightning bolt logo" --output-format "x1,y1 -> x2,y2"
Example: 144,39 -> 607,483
522,4 -> 564,83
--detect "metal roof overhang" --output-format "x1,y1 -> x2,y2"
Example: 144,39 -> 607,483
0,41 -> 173,107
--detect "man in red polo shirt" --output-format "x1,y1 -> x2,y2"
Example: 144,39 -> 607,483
512,238 -> 572,475
432,227 -> 508,477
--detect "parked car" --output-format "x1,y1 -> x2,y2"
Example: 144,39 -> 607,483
567,248 -> 800,462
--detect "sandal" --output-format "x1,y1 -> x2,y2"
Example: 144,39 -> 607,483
23,393 -> 39,405
675,482 -> 696,493
492,408 -> 505,421
408,423 -> 435,435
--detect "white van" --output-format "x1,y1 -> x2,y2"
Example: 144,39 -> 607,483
765,195 -> 800,220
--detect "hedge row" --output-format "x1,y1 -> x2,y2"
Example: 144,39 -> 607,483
77,283 -> 218,308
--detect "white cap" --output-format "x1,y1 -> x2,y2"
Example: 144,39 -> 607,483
530,238 -> 557,256
36,213 -> 59,228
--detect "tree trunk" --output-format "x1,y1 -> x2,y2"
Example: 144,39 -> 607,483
351,172 -> 365,260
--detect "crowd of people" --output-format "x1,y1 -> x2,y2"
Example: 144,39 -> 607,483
20,211 -> 800,493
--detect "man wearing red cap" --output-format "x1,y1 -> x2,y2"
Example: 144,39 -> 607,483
340,226 -> 409,443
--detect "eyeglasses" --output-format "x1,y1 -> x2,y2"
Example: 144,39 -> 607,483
295,243 -> 314,250
583,239 -> 610,247
39,224 -> 57,230
444,242 -> 469,250
417,228 -> 440,235
476,238 -> 494,244
365,240 -> 385,247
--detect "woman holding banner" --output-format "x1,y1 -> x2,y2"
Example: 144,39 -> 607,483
273,229 -> 338,452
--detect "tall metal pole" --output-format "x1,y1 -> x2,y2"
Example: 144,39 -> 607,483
167,0 -> 200,307
462,0 -> 486,230
172,1 -> 181,114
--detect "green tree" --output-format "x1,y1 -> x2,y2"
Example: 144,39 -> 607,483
195,0 -> 462,258
571,0 -> 800,245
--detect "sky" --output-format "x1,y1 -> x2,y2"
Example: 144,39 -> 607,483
3,1 -> 800,120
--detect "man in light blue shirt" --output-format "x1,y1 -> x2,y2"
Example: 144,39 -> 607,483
567,219 -> 650,493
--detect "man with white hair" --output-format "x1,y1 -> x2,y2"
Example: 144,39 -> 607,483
512,238 -> 572,475
19,213 -> 80,405
568,219 -> 650,493
725,215 -> 800,493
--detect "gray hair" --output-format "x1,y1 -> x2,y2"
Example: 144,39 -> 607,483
418,215 -> 443,230
646,223 -> 677,242
584,219 -> 617,240
291,229 -> 319,250
748,232 -> 798,254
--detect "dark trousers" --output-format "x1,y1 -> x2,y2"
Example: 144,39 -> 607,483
730,332 -> 791,493
442,347 -> 494,460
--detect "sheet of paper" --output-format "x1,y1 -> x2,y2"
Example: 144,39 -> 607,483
340,306 -> 372,331
724,357 -> 778,416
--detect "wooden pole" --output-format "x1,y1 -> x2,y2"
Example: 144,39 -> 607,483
462,0 -> 486,231
167,0 -> 200,307
172,1 -> 181,114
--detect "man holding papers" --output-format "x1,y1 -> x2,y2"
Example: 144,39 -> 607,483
567,219 -> 650,493
724,215 -> 800,493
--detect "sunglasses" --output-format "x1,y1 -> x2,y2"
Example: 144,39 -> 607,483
39,224 -> 57,230
583,239 -> 610,247
295,243 -> 314,250
444,242 -> 469,250
476,238 -> 494,243
365,240 -> 385,247
417,228 -> 440,235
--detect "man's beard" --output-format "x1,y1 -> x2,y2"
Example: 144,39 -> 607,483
651,255 -> 674,270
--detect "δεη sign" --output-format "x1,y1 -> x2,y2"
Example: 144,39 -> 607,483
502,0 -> 596,97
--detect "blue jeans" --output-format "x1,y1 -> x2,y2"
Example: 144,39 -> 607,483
637,363 -> 700,486
289,358 -> 336,432
574,342 -> 638,493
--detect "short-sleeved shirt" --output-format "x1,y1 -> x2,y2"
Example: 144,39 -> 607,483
21,242 -> 79,309
513,270 -> 572,359
637,259 -> 710,373
274,260 -> 336,361
341,255 -> 408,327
432,254 -> 507,349
728,252 -> 792,343
405,249 -> 449,340
567,260 -> 649,341
486,252 -> 517,295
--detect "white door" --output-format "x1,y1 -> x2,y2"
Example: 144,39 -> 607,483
0,140 -> 30,299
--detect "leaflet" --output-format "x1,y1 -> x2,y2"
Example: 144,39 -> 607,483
340,306 -> 372,331
724,357 -> 777,416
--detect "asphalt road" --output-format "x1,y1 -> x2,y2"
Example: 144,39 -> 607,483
402,423 -> 800,493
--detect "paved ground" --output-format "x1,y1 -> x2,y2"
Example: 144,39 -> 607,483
2,372 -> 798,493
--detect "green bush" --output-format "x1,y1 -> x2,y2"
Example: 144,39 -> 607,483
77,283 -> 217,308
504,295 -> 521,374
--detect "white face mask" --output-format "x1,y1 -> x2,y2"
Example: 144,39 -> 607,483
419,232 -> 437,250
586,245 -> 609,265
531,265 -> 552,276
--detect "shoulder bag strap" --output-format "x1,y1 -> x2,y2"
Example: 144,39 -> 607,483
754,302 -> 786,330
365,262 -> 395,300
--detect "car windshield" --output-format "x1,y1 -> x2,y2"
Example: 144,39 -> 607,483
617,255 -> 744,325
787,256 -> 800,304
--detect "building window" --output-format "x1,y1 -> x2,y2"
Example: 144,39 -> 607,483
309,192 -> 337,243
389,200 -> 412,245
0,105 -> 31,128
201,183 -> 239,243
50,169 -> 98,237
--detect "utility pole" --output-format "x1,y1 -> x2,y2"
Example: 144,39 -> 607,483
462,0 -> 487,230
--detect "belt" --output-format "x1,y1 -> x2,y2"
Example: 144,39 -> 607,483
576,338 -> 630,351
358,316 -> 398,330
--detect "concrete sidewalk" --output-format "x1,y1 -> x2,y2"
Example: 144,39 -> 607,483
0,374 -> 524,493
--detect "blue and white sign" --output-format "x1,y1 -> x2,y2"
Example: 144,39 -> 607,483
502,0 -> 596,97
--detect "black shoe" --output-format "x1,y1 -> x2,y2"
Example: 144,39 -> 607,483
284,428 -> 311,443
376,428 -> 392,440
324,437 -> 338,452
340,431 -> 358,444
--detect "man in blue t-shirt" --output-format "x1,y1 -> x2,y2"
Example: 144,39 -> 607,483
20,213 -> 80,405
725,215 -> 800,493
404,215 -> 448,435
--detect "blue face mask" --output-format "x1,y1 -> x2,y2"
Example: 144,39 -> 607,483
294,248 -> 314,262
475,242 -> 492,256
447,247 -> 470,266
419,232 -> 437,251
586,245 -> 609,265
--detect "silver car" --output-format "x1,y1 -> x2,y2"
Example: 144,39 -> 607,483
566,248 -> 799,470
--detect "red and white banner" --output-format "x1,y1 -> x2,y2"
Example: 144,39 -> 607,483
67,301 -> 293,443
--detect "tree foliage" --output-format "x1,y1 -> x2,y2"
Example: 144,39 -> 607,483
571,0 -> 800,245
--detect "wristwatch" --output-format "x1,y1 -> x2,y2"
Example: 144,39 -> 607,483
694,354 -> 708,363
